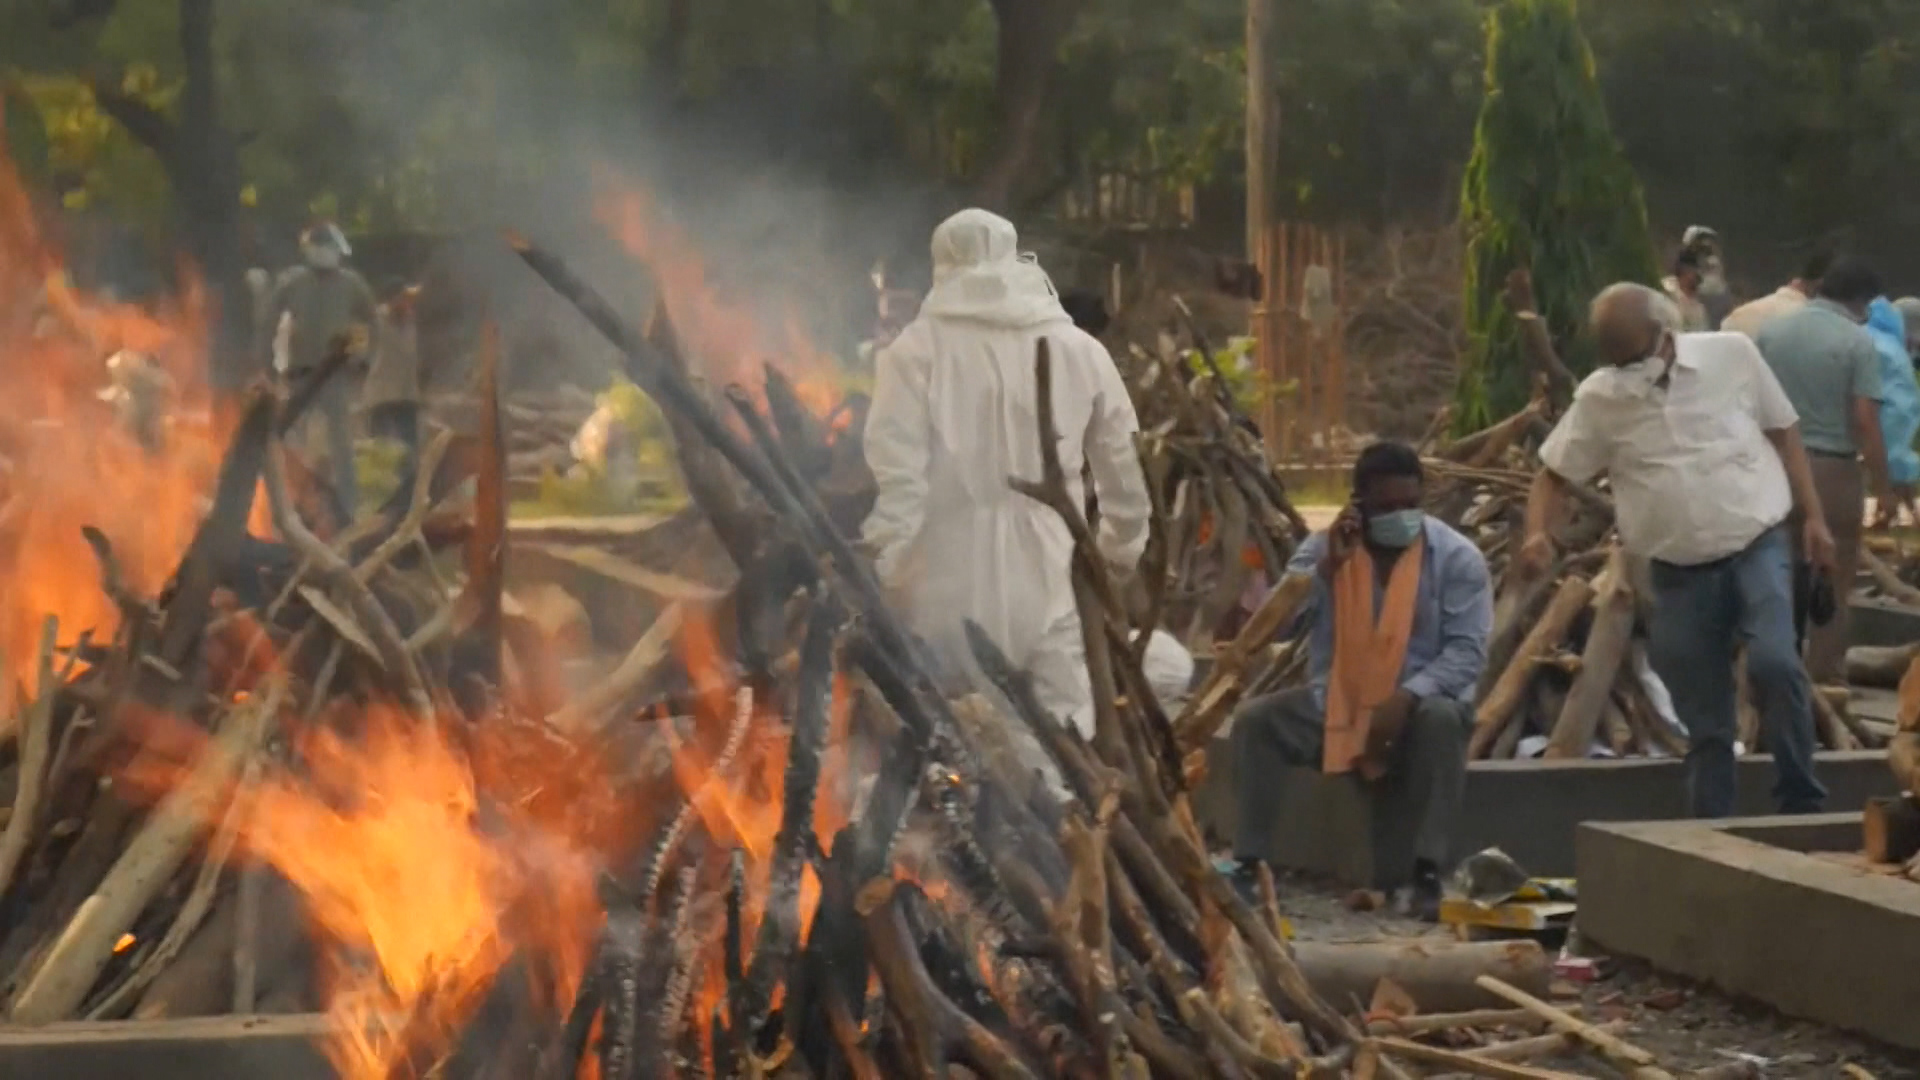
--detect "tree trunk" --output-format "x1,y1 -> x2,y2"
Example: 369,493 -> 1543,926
1293,940 -> 1551,1015
172,0 -> 247,391
973,0 -> 1082,211
92,0 -> 250,394
1244,0 -> 1274,263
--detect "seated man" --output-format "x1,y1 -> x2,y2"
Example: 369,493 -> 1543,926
1228,442 -> 1492,918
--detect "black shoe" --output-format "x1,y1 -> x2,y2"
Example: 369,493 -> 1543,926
1408,861 -> 1444,923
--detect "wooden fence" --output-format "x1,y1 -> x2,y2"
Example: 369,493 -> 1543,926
1250,220 -> 1349,467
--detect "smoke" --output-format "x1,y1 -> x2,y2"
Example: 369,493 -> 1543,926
219,0 -> 954,390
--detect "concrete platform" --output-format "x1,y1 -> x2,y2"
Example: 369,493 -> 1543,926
1577,814 -> 1920,1052
1197,742 -> 1896,888
1849,596 -> 1920,649
0,1014 -> 334,1080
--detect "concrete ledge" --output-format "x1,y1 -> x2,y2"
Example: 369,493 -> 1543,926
1849,597 -> 1920,649
1195,741 -> 1895,888
1577,815 -> 1920,1052
0,1014 -> 334,1080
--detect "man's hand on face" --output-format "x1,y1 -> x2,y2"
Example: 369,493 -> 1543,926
1325,503 -> 1362,571
1803,515 -> 1839,575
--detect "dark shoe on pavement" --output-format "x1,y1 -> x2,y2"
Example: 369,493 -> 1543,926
1407,860 -> 1444,924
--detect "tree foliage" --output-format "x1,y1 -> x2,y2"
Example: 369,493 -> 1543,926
1456,0 -> 1657,428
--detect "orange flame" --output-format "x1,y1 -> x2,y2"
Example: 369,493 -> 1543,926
0,127 -> 242,703
123,604 -> 858,1080
593,178 -> 848,417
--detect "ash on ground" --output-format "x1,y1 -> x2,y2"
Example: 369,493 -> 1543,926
1278,872 -> 1920,1078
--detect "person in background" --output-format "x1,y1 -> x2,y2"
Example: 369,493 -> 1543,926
1523,283 -> 1833,819
862,209 -> 1153,741
1682,226 -> 1735,330
1722,251 -> 1832,338
1896,297 -> 1920,369
258,222 -> 378,511
1227,442 -> 1491,920
1662,249 -> 1711,332
1865,298 -> 1920,528
1059,289 -> 1112,339
364,283 -> 424,465
1753,257 -> 1890,684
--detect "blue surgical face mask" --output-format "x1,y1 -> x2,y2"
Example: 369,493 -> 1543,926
1367,508 -> 1423,549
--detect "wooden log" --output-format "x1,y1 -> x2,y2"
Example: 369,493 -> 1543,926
1601,696 -> 1636,757
855,877 -> 1038,1080
1863,795 -> 1920,864
1547,550 -> 1634,759
9,690 -> 276,1023
1293,940 -> 1551,1014
131,895 -> 237,1019
1373,1036 -> 1586,1080
1822,685 -> 1882,749
1175,571 -> 1315,760
1477,564 -> 1560,703
0,619 -> 57,897
1893,733 -> 1920,802
547,603 -> 684,735
1475,975 -> 1675,1080
1812,688 -> 1861,752
1365,1007 -> 1559,1037
1847,644 -> 1918,690
1470,1020 -> 1628,1063
1471,578 -> 1593,759
1860,547 -> 1920,606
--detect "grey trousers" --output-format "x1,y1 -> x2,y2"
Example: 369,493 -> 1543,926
295,370 -> 357,512
1230,686 -> 1470,870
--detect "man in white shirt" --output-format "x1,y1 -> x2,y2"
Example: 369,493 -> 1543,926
1721,251 -> 1832,338
1520,283 -> 1834,818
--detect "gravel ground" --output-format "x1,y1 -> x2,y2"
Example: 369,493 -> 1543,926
1278,873 -> 1920,1078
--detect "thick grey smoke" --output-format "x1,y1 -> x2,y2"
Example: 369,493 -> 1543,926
227,0 -> 951,390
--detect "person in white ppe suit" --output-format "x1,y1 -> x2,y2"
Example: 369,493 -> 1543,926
862,209 -> 1152,738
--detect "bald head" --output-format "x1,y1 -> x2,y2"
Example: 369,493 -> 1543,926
1590,282 -> 1680,368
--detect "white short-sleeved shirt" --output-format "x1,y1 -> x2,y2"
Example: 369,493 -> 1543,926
1539,331 -> 1797,566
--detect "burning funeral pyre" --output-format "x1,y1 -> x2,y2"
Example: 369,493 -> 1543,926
0,128 -> 1401,1079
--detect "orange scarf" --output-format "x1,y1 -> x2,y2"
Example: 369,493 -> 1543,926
1323,533 -> 1425,776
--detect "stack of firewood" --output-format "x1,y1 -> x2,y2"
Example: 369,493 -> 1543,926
1411,398 -> 1881,760
1121,301 -> 1311,646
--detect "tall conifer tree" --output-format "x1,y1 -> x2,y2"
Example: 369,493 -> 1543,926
1457,0 -> 1658,428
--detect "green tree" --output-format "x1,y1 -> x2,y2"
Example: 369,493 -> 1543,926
1456,0 -> 1657,428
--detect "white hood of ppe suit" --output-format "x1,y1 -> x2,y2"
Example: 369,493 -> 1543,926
861,209 -> 1152,736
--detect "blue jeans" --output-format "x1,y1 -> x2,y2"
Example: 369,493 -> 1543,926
1647,526 -> 1826,818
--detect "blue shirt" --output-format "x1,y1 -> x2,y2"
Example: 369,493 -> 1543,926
1284,515 -> 1494,709
1866,298 -> 1920,486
